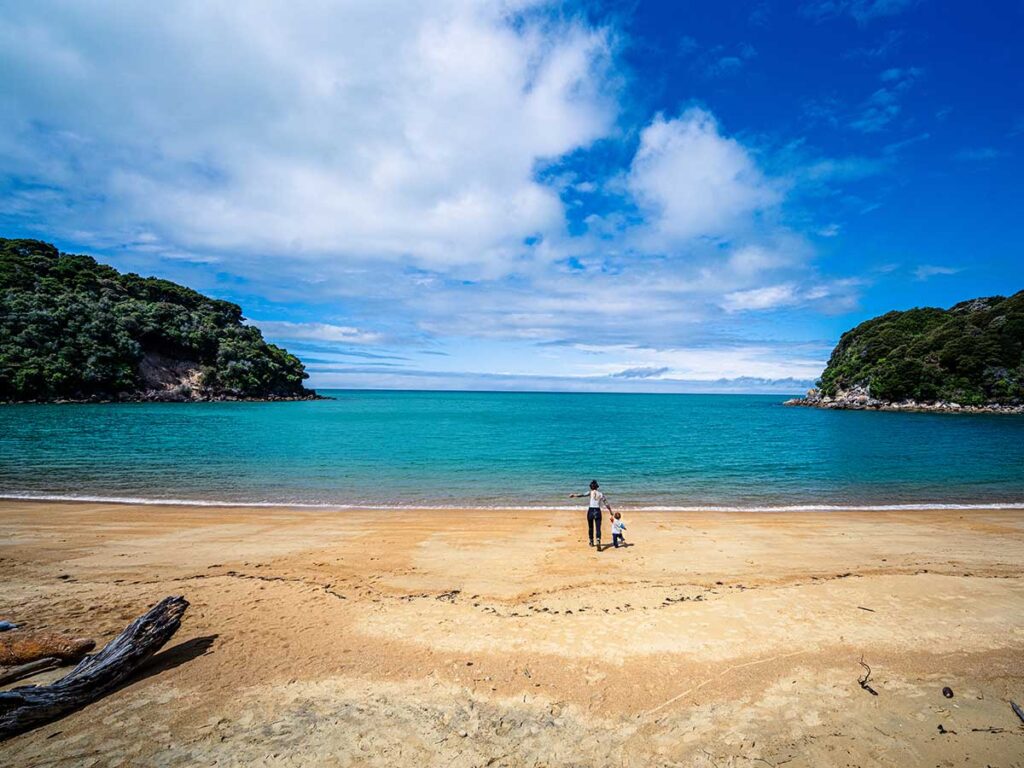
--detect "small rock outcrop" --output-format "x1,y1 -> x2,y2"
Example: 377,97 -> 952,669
784,387 -> 1024,415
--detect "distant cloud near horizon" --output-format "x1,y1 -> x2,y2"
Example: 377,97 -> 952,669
302,367 -> 817,395
610,366 -> 671,379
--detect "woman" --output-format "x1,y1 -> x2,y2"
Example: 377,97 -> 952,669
569,480 -> 613,549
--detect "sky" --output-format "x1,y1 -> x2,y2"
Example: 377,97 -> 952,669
1,0 -> 1022,392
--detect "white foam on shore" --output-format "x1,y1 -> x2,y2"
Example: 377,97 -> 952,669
2,492 -> 1023,513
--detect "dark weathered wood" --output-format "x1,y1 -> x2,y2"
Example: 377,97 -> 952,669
0,658 -> 62,687
0,596 -> 188,740
1012,700 -> 1024,724
857,656 -> 878,696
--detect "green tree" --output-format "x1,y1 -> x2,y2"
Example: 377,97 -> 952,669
0,238 -> 313,402
817,291 -> 1024,404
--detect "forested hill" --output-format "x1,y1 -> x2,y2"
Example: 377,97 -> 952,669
806,290 -> 1024,408
0,238 -> 317,403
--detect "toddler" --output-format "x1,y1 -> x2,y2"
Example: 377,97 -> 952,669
610,511 -> 627,548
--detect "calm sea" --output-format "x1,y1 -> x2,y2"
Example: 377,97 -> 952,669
1,390 -> 1023,510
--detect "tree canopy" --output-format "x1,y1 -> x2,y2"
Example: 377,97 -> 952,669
818,291 -> 1024,404
0,238 -> 313,402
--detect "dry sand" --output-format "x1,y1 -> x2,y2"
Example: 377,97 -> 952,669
1,500 -> 1023,767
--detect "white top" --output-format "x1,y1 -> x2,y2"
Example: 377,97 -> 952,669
588,489 -> 606,509
611,519 -> 626,534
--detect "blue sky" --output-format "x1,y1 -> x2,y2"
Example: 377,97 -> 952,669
1,0 -> 1021,392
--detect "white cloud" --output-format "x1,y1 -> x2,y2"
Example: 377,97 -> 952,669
249,320 -> 383,345
0,1 -> 616,274
721,284 -> 798,312
627,109 -> 781,248
721,278 -> 862,313
575,343 -> 826,380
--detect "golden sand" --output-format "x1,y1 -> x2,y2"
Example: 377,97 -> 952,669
1,501 -> 1022,766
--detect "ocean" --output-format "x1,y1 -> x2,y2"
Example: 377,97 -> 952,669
1,390 -> 1023,510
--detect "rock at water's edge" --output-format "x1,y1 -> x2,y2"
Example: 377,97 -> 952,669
784,388 -> 1024,415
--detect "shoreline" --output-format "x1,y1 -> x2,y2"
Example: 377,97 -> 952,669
4,493 -> 1024,512
784,393 -> 1024,415
3,499 -> 1023,765
0,392 -> 328,405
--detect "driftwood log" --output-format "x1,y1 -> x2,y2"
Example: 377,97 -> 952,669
1012,700 -> 1024,725
0,632 -> 95,666
0,596 -> 188,741
0,658 -> 63,687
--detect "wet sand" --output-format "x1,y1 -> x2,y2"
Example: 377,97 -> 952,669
1,500 -> 1023,766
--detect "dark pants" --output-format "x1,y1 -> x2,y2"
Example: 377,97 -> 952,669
612,533 -> 623,548
587,507 -> 602,542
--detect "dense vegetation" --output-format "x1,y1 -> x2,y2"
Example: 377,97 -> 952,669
0,238 -> 314,402
818,291 -> 1024,405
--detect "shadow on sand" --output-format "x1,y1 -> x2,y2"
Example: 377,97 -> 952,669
137,635 -> 217,681
109,634 -> 218,695
598,542 -> 635,552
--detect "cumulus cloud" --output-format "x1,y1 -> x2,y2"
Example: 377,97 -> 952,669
0,0 -> 615,273
627,109 -> 781,248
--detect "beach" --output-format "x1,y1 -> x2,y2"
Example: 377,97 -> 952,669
2,500 -> 1023,766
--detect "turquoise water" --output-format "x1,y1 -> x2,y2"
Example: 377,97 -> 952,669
1,391 -> 1023,509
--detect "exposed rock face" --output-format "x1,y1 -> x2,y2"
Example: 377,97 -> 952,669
785,387 -> 1024,415
127,352 -> 321,402
136,352 -> 205,400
